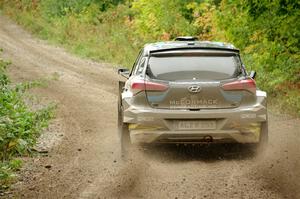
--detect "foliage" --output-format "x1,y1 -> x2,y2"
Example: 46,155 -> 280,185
0,159 -> 22,189
131,0 -> 196,40
184,1 -> 218,40
2,0 -> 141,67
130,0 -> 219,40
215,0 -> 300,77
38,0 -> 124,18
0,0 -> 299,114
0,51 -> 55,189
214,0 -> 300,114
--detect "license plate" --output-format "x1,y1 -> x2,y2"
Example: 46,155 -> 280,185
174,120 -> 216,130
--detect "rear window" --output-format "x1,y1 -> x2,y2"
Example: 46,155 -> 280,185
147,55 -> 241,81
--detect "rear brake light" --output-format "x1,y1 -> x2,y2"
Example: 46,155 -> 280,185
222,79 -> 256,94
131,80 -> 168,94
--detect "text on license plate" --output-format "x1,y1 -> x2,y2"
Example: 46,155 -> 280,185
174,120 -> 216,130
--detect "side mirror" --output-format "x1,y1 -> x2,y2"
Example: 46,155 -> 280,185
117,68 -> 130,79
249,71 -> 256,79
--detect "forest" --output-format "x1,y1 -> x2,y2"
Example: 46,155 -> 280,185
0,0 -> 299,114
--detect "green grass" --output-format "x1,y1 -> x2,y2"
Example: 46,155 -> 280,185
269,90 -> 300,117
3,4 -> 141,68
0,159 -> 22,190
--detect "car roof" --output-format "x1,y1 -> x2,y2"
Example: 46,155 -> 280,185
143,41 -> 239,55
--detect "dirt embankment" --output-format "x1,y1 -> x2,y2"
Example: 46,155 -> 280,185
0,15 -> 299,199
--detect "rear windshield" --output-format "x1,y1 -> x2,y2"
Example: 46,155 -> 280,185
147,55 -> 241,81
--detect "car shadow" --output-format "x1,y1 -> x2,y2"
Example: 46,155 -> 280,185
137,143 -> 257,163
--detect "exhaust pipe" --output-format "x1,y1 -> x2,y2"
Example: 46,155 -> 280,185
203,135 -> 213,143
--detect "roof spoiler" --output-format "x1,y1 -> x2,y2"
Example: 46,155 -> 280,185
149,47 -> 240,54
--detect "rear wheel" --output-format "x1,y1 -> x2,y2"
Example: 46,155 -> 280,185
252,121 -> 268,153
118,82 -> 131,158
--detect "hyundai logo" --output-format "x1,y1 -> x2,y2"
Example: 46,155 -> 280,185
188,85 -> 202,93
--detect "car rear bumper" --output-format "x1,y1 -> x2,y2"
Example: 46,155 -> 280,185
124,103 -> 267,144
130,128 -> 261,144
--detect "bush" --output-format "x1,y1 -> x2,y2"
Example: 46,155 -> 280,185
0,51 -> 55,189
215,0 -> 300,95
0,159 -> 22,189
131,0 -> 196,40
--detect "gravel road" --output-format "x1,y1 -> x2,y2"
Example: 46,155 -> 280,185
0,15 -> 299,199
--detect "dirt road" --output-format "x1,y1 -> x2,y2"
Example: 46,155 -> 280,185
0,15 -> 300,199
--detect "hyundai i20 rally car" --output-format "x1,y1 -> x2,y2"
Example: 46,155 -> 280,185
118,37 -> 268,153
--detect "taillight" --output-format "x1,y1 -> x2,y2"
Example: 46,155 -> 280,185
131,80 -> 168,94
221,79 -> 256,94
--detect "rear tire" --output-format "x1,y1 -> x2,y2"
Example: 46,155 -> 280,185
253,121 -> 268,154
118,83 -> 131,159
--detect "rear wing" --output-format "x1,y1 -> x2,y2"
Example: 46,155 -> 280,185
149,48 -> 240,57
149,47 -> 240,55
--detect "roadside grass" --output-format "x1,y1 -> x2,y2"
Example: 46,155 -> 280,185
269,90 -> 300,117
0,51 -> 55,191
0,159 -> 22,190
3,5 -> 141,68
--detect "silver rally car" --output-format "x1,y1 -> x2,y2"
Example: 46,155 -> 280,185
118,37 -> 268,152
